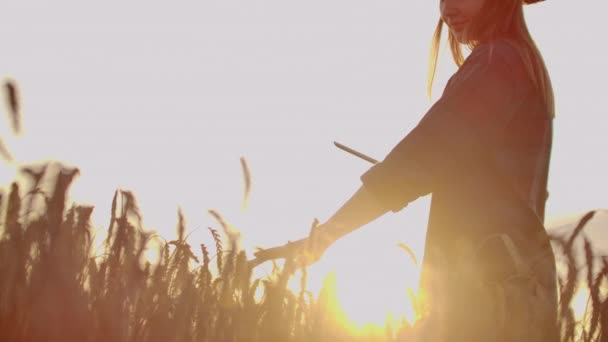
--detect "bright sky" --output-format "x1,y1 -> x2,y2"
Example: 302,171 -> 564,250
1,0 -> 607,326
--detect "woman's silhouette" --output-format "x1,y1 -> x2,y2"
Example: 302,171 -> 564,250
254,0 -> 557,340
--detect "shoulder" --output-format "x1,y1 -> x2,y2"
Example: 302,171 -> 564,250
465,38 -> 526,72
445,38 -> 529,92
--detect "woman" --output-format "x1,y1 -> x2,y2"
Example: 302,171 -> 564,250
254,0 -> 557,340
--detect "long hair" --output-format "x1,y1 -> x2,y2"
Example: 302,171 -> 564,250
427,0 -> 555,118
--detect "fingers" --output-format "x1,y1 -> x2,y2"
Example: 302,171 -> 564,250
252,239 -> 304,267
252,244 -> 311,269
249,247 -> 285,269
254,243 -> 294,261
250,219 -> 332,269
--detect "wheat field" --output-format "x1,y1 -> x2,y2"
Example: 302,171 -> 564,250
1,80 -> 607,341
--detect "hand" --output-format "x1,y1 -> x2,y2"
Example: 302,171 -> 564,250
251,221 -> 336,268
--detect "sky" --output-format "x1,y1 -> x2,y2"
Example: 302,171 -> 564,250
1,0 -> 607,325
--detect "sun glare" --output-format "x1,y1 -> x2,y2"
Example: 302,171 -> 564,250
308,271 -> 417,338
332,271 -> 418,328
284,243 -> 422,334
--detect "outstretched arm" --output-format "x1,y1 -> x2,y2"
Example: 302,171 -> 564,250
252,185 -> 389,267
253,40 -> 528,268
320,184 -> 389,243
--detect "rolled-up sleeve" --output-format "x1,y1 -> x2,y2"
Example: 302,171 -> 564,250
361,42 -> 525,212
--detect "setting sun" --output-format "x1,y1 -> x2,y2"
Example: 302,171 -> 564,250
330,254 -> 419,327
280,231 -> 423,330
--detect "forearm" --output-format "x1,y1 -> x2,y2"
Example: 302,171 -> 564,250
321,185 -> 389,243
